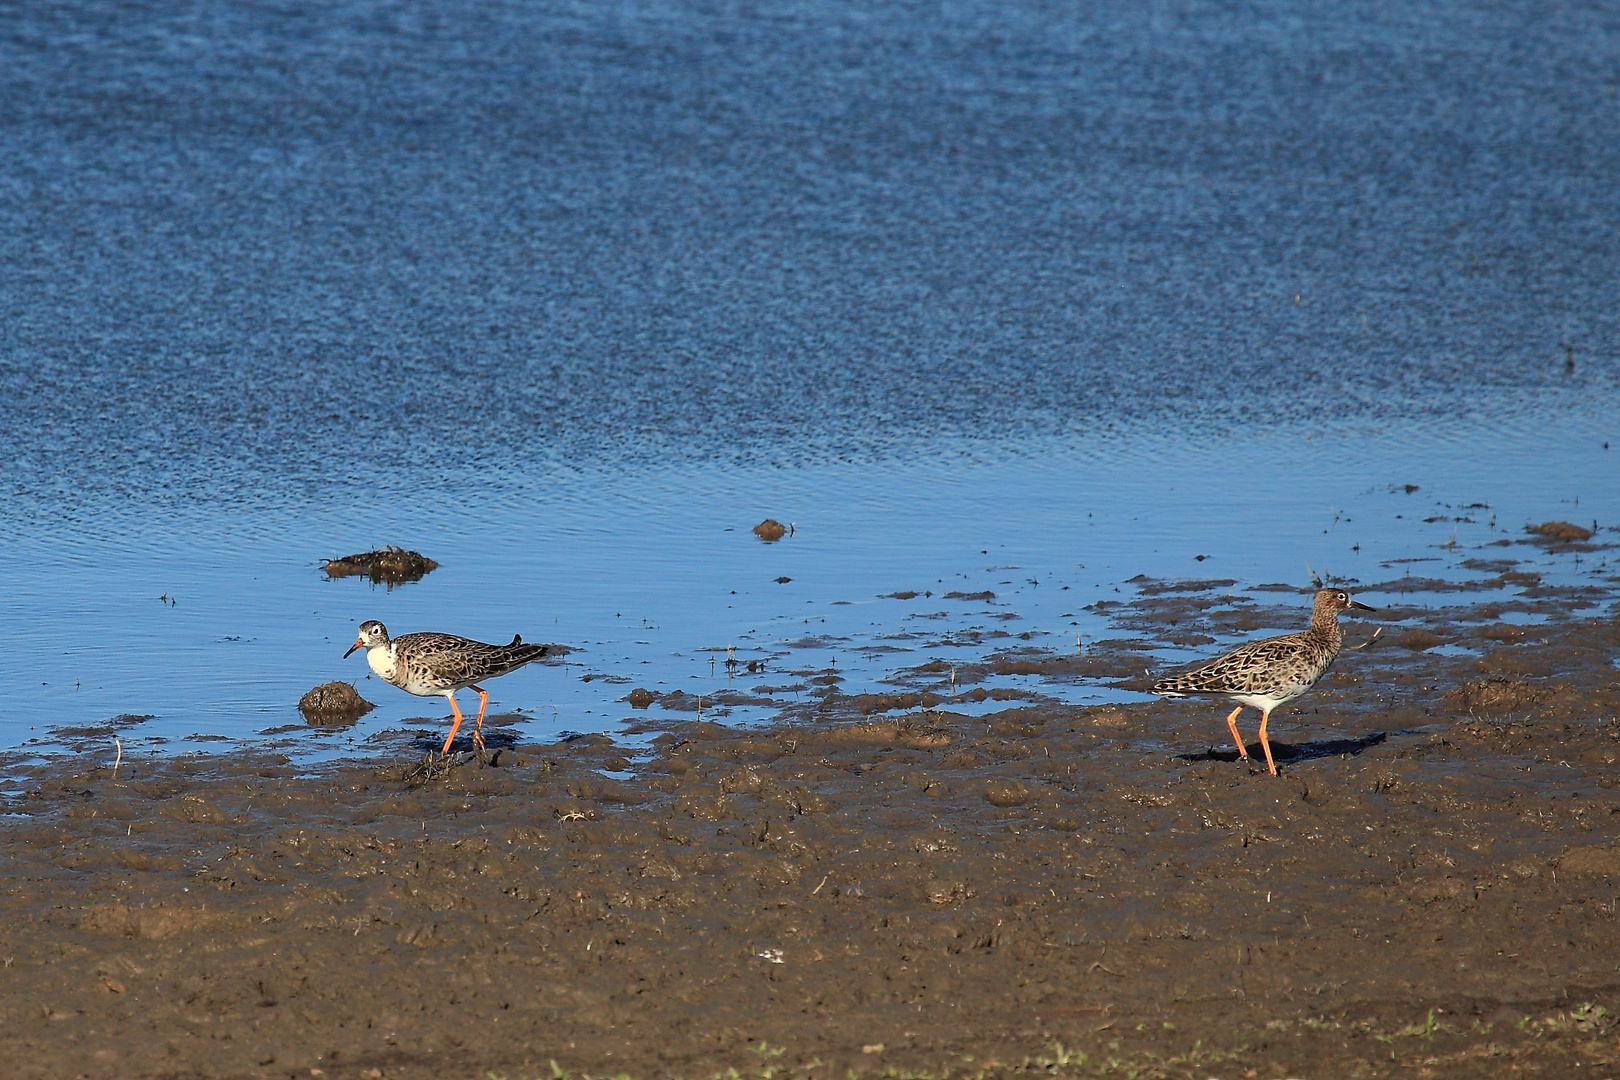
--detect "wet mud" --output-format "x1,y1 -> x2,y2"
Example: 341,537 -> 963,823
4,582 -> 1620,1079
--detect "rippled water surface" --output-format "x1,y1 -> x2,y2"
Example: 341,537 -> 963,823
1,0 -> 1616,755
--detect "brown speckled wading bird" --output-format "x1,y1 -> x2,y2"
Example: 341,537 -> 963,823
1150,588 -> 1376,776
344,621 -> 550,755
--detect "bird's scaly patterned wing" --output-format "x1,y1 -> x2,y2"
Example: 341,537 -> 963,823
393,633 -> 550,691
1152,632 -> 1315,697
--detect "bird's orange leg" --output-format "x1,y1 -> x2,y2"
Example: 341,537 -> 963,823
469,684 -> 490,754
1224,705 -> 1249,761
1257,708 -> 1277,776
441,693 -> 467,756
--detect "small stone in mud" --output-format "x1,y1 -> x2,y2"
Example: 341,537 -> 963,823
753,519 -> 788,542
1525,520 -> 1594,543
984,780 -> 1029,807
298,681 -> 375,724
323,546 -> 440,585
627,688 -> 655,709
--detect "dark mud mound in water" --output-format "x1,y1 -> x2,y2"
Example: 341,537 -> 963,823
1524,520 -> 1602,545
322,546 -> 439,586
753,518 -> 788,542
297,681 -> 375,725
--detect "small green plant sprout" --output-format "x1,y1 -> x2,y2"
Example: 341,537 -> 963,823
1544,1002 -> 1614,1035
1032,1041 -> 1084,1068
1397,1010 -> 1442,1039
749,1043 -> 787,1061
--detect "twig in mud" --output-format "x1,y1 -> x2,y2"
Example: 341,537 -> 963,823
1352,626 -> 1384,651
405,751 -> 466,784
811,874 -> 829,896
111,737 -> 122,779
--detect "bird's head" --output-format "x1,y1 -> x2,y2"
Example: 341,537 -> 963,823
1315,587 -> 1376,615
344,620 -> 390,658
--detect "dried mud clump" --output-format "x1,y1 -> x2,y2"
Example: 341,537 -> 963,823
813,718 -> 951,750
626,688 -> 655,708
1445,675 -> 1550,715
1557,846 -> 1620,877
297,681 -> 375,724
1085,705 -> 1132,727
1526,520 -> 1595,543
323,546 -> 439,585
1394,628 -> 1445,651
983,779 -> 1029,806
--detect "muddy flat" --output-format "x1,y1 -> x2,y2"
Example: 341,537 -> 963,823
4,584 -> 1620,1080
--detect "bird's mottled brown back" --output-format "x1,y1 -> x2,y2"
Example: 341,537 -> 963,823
389,632 -> 550,693
1152,627 -> 1341,698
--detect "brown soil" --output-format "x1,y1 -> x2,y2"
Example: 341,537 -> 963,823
323,548 -> 440,586
5,588 -> 1620,1079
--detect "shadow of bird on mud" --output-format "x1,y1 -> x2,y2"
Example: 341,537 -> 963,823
1176,730 -> 1387,767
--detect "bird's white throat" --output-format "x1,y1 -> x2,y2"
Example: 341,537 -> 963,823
365,644 -> 397,681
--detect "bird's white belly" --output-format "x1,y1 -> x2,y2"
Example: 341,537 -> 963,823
398,675 -> 450,696
1232,691 -> 1296,712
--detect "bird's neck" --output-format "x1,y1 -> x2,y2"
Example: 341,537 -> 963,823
1309,608 -> 1343,648
365,643 -> 397,681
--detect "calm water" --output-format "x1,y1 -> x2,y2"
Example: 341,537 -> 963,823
1,0 -> 1616,756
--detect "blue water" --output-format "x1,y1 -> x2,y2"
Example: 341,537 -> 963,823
1,0 -> 1616,756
